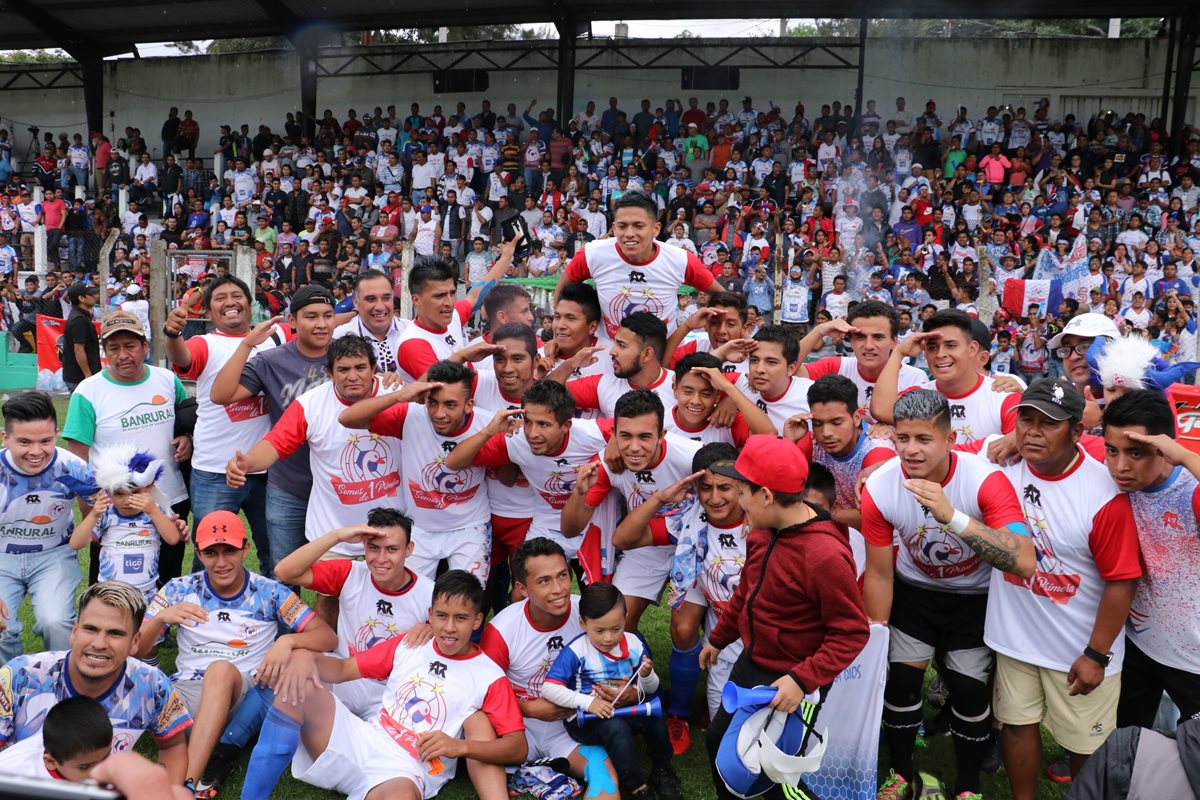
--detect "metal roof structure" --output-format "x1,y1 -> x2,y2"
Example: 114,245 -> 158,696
2,0 -> 1198,151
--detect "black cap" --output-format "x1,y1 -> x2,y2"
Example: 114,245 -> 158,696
1015,378 -> 1085,422
969,317 -> 992,353
67,282 -> 99,302
290,284 -> 335,314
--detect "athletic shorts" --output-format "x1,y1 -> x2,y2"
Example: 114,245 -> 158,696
526,716 -> 582,762
331,677 -> 386,721
888,578 -> 992,682
706,638 -> 744,720
292,695 -> 448,800
527,521 -> 585,560
491,515 -> 533,565
409,522 -> 492,584
993,653 -> 1121,755
613,544 -> 675,602
173,671 -> 252,717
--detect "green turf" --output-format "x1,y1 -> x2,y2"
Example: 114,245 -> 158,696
3,394 -> 1071,799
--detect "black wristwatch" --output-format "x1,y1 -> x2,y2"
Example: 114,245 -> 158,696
162,325 -> 182,339
1083,645 -> 1112,667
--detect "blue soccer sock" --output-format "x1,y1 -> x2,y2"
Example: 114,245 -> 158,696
668,642 -> 703,717
219,685 -> 272,748
240,706 -> 301,800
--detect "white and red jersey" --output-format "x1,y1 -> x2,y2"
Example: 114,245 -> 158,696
860,452 -> 1027,593
733,374 -> 814,435
173,329 -> 283,473
664,406 -> 751,447
265,377 -> 402,555
480,596 -> 583,701
394,299 -> 473,381
369,403 -> 490,532
308,562 -> 433,658
1126,466 -> 1200,673
474,419 -> 612,555
672,499 -> 750,630
812,433 -> 896,511
585,433 -> 703,543
472,372 -> 523,416
474,392 -> 538,524
567,368 -> 676,419
354,638 -> 523,780
982,443 -> 1140,675
669,338 -> 749,377
804,356 -> 926,424
565,239 -> 718,339
333,317 -> 409,376
904,374 -> 1018,445
542,339 -> 612,419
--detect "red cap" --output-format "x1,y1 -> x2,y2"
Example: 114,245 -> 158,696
194,510 -> 247,549
709,435 -> 809,493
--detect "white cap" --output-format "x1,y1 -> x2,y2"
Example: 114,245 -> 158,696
125,283 -> 142,295
1047,312 -> 1119,351
263,149 -> 273,156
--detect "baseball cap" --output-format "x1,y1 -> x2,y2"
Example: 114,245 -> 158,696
124,283 -> 142,296
290,284 -> 335,314
194,510 -> 247,550
969,317 -> 992,353
710,435 -> 809,493
1014,378 -> 1085,423
1047,312 -> 1119,351
419,205 -> 432,213
99,310 -> 146,340
67,282 -> 99,302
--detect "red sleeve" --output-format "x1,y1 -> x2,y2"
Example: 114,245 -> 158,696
565,249 -> 591,282
455,299 -> 473,325
667,339 -> 699,368
171,337 -> 209,381
650,518 -> 672,546
1088,494 -> 1142,581
595,418 -> 615,439
478,623 -> 510,671
263,401 -> 309,459
859,484 -> 894,547
730,413 -> 751,448
803,357 -> 841,380
368,402 -> 409,438
307,560 -> 354,596
566,375 -> 602,411
999,392 -> 1020,434
953,439 -> 986,454
397,339 -> 438,380
862,448 -> 896,470
481,677 -> 525,736
795,431 -> 813,463
1080,435 -> 1106,462
474,433 -> 513,469
354,637 -> 404,681
684,253 -> 718,291
584,458 -> 612,506
976,470 -> 1026,531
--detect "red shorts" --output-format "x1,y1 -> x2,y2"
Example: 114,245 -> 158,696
491,515 -> 533,565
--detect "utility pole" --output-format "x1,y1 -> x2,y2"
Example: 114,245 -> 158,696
779,18 -> 788,36
1108,18 -> 1122,38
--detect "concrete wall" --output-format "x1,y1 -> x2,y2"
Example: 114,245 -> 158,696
0,37 -> 1183,162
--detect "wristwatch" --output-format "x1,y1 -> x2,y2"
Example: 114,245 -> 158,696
1083,645 -> 1112,667
162,325 -> 182,339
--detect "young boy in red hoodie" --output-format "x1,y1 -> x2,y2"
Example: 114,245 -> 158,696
701,435 -> 869,800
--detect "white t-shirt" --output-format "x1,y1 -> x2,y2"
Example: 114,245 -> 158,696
394,300 -> 472,382
912,374 -> 1019,445
804,355 -> 926,424
482,596 -> 584,701
566,368 -> 676,419
733,374 -> 814,435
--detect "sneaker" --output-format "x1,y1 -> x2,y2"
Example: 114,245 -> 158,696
195,743 -> 239,799
1045,754 -> 1073,783
650,767 -> 684,800
666,715 -> 691,755
980,730 -> 1002,774
876,770 -> 911,800
954,794 -> 983,800
915,772 -> 945,800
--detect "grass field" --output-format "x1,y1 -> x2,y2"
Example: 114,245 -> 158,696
2,393 -> 1072,799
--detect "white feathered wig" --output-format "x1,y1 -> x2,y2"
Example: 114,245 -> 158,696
91,443 -> 166,497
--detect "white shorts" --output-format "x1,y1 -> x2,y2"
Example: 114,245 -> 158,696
172,672 -> 252,717
292,695 -> 448,800
706,638 -> 744,720
613,544 -> 675,602
525,717 -> 580,762
331,677 -> 386,720
409,522 -> 492,584
527,522 -> 582,559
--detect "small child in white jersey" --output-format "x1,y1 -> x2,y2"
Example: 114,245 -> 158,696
465,237 -> 491,285
542,583 -> 682,800
71,444 -> 181,607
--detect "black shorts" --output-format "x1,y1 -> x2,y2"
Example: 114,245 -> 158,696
890,577 -> 988,657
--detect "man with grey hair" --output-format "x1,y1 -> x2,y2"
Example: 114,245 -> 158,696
860,389 -> 1034,800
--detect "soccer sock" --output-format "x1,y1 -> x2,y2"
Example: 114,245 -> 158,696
240,706 -> 301,800
219,685 -> 272,748
944,671 -> 992,795
881,663 -> 925,780
668,642 -> 703,717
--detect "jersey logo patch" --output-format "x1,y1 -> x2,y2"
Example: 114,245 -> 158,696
332,433 -> 401,505
1023,485 -> 1042,507
410,456 -> 481,509
377,599 -> 394,616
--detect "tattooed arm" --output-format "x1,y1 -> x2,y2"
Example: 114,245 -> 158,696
903,477 -> 1035,579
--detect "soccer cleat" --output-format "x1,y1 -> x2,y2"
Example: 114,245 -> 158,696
954,793 -> 984,800
666,714 -> 691,755
1045,754 -> 1073,783
876,770 -> 911,800
915,772 -> 946,800
650,767 -> 684,800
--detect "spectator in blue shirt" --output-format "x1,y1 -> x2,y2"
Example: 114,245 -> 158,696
743,265 -> 775,319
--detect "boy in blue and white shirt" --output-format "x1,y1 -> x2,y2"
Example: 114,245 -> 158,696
780,261 -> 812,329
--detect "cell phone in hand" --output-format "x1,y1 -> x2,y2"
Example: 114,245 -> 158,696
501,216 -> 532,261
0,774 -> 122,800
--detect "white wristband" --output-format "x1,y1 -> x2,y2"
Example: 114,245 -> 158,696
948,509 -> 971,534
